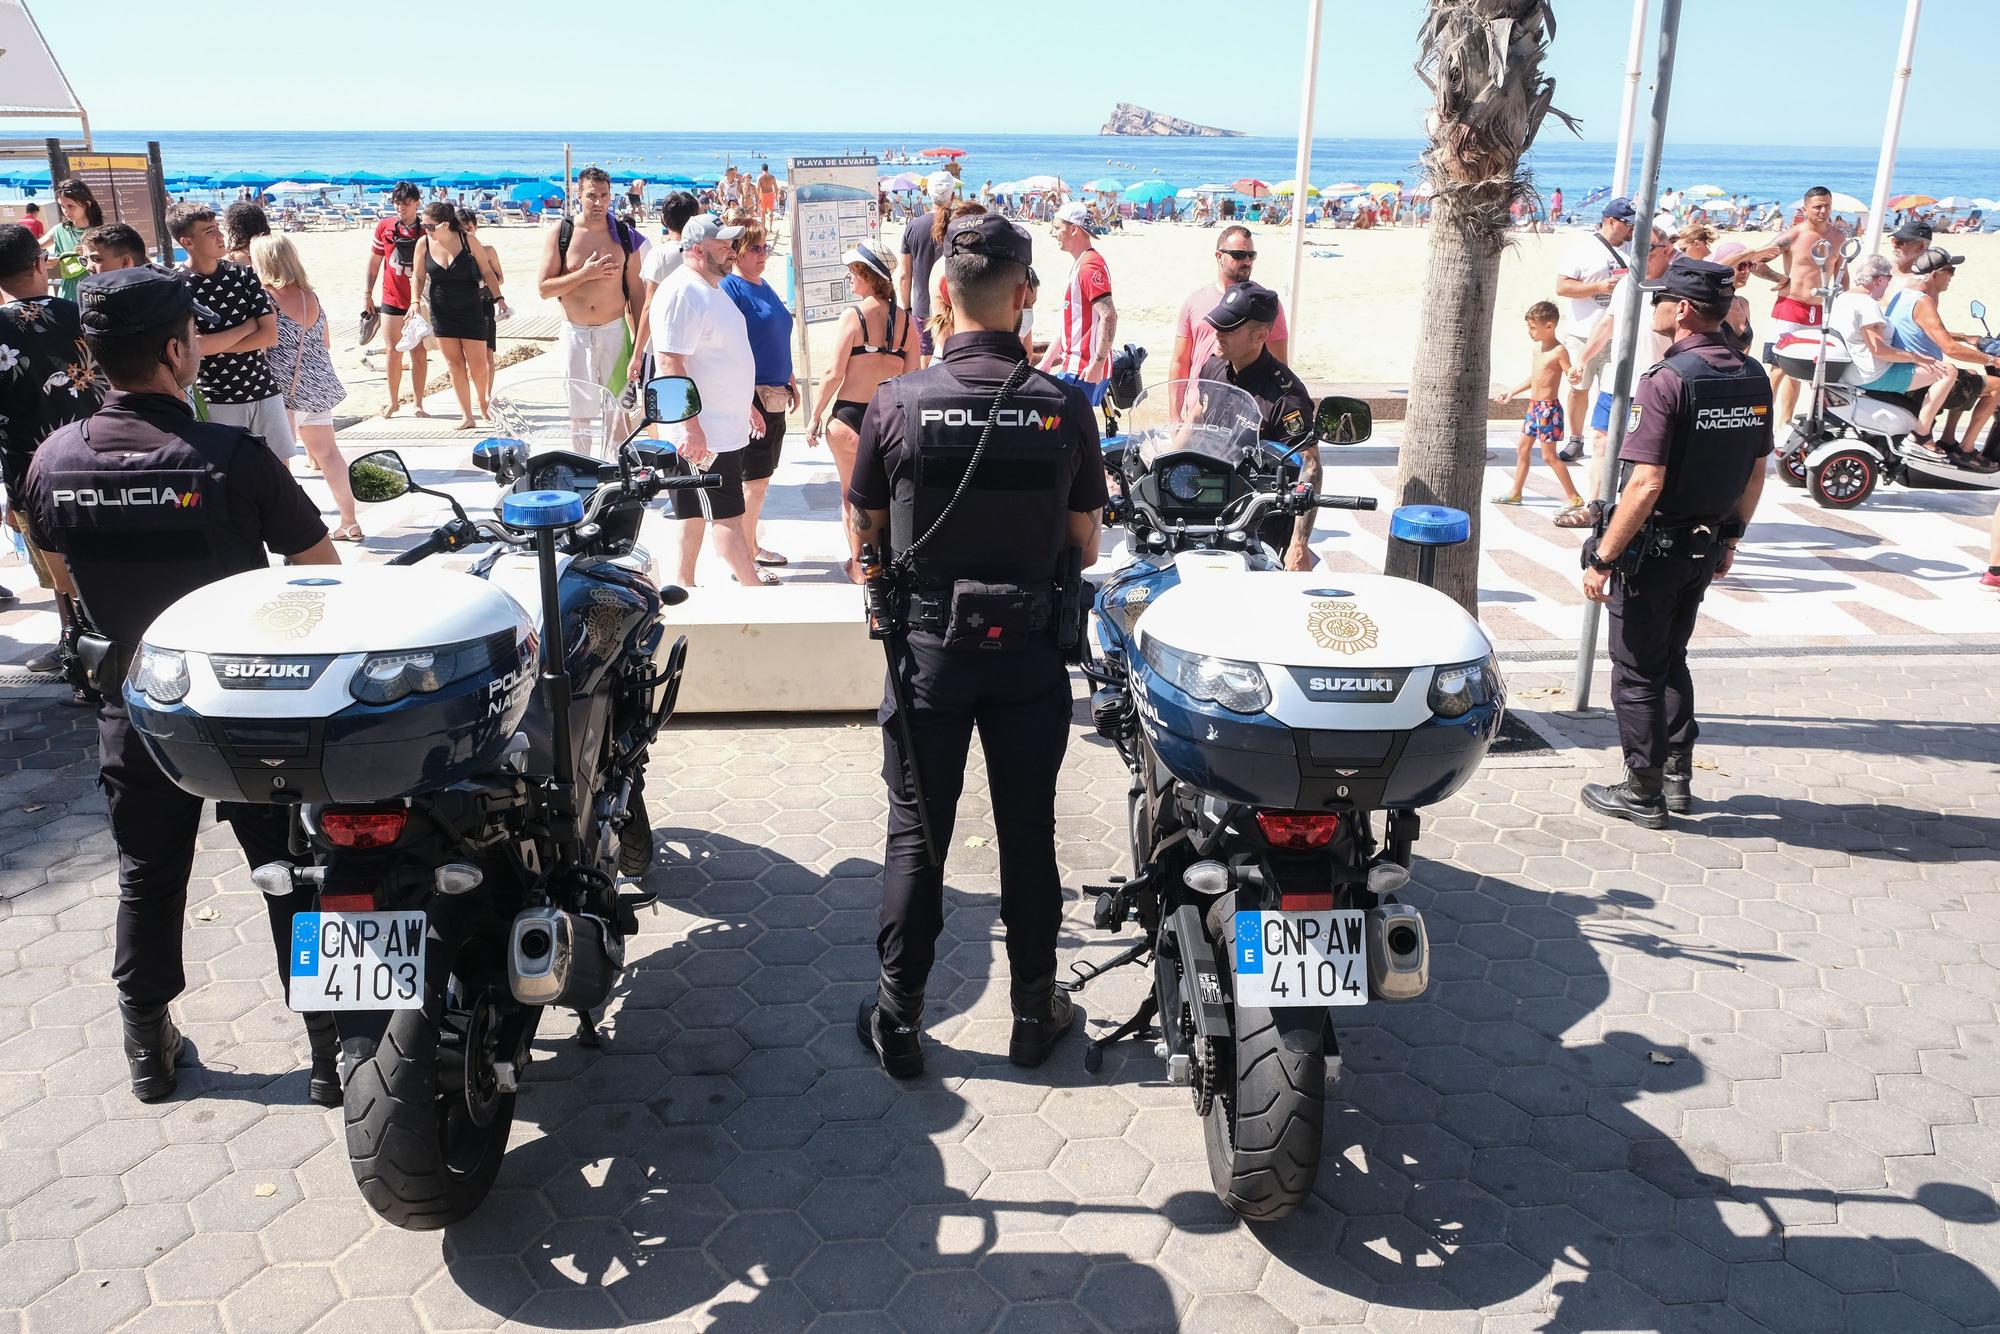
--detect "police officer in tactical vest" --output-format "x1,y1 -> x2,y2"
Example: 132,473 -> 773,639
847,214 -> 1108,1077
1580,256 -> 1770,827
21,268 -> 343,1102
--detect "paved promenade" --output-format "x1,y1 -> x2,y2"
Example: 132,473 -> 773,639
2,646 -> 1997,1331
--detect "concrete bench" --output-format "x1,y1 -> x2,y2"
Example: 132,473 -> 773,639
669,583 -> 879,714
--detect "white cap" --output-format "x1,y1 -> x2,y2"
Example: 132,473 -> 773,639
681,216 -> 744,249
929,175 -> 956,202
1055,201 -> 1092,227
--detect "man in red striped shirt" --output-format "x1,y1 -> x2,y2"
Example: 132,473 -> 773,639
1037,202 -> 1117,404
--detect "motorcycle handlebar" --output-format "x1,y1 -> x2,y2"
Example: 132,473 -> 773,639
1314,495 -> 1378,511
387,532 -> 450,567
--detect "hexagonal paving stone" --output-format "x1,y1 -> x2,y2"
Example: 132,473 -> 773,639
1049,1137 -> 1151,1199
794,1238 -> 910,1313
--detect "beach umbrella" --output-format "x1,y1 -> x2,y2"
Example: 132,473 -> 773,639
1974,198 -> 2000,211
1127,181 -> 1177,205
1195,182 -> 1234,195
1175,187 -> 1201,200
1829,191 -> 1868,212
1234,178 -> 1272,198
215,170 -> 270,187
1321,182 -> 1361,194
1413,181 -> 1437,199
1684,184 -> 1726,198
432,169 -> 495,189
1082,177 -> 1124,193
283,170 -> 333,184
502,181 -> 558,204
920,147 -> 966,159
655,174 -> 696,187
692,176 -> 720,189
1273,179 -> 1318,198
886,172 -> 921,191
1367,181 -> 1401,197
1933,196 -> 1975,211
265,180 -> 322,195
1020,174 -> 1066,191
1888,193 -> 1937,210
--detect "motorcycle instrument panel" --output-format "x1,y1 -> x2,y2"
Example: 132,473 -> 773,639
1232,908 -> 1369,1007
287,910 -> 427,1011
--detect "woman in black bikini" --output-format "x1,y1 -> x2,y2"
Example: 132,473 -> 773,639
809,241 -> 919,579
409,202 -> 507,429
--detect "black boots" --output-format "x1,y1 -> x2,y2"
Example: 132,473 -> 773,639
1008,976 -> 1076,1068
121,1004 -> 186,1102
857,978 -> 925,1079
1582,767 -> 1670,829
1663,746 -> 1694,814
304,1014 -> 342,1108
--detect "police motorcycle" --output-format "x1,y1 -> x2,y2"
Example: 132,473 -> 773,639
1071,379 -> 1503,1219
1774,241 -> 2000,507
120,377 -> 718,1229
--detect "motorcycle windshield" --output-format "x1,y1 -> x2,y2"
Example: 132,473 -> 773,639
1126,380 -> 1265,469
488,376 -> 628,458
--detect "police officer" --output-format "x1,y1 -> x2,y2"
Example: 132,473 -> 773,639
1195,281 -> 1320,570
846,214 -> 1107,1077
21,268 -> 343,1102
1580,256 -> 1770,827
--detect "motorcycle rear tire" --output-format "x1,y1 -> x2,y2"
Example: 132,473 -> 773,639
342,976 -> 514,1230
1203,1003 -> 1325,1220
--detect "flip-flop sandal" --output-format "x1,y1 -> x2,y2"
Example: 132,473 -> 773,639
749,570 -> 780,586
1491,494 -> 1523,506
754,549 -> 789,567
331,525 -> 365,543
1552,504 -> 1596,529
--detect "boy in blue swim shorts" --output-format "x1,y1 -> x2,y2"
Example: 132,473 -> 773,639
1492,301 -> 1587,516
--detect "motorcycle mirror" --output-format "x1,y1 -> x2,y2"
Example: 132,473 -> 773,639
1314,395 -> 1373,445
644,375 -> 702,426
349,450 -> 413,504
470,437 -> 526,480
1973,299 -> 1988,323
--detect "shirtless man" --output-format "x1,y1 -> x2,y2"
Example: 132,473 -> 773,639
537,166 -> 642,446
1764,185 -> 1850,426
755,163 -> 777,231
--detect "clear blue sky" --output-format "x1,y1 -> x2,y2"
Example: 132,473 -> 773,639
23,0 -> 1981,147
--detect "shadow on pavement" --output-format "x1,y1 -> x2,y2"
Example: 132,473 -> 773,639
1237,859 -> 2000,1328
438,827 -> 1187,1330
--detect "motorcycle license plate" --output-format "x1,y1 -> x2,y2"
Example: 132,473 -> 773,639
287,911 -> 426,1012
1232,909 -> 1368,1008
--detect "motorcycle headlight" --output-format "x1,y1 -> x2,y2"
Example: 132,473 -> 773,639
133,646 -> 189,704
1428,654 -> 1501,719
350,632 -> 515,706
1141,638 -> 1271,714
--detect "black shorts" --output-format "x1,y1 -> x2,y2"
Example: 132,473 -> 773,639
742,403 -> 786,482
668,446 -> 747,521
379,302 -> 408,318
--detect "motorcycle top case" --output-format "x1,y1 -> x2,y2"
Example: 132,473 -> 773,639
1127,560 -> 1503,811
126,566 -> 537,804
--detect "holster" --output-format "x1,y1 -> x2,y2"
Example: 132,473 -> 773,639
74,633 -> 127,696
1055,546 -> 1088,664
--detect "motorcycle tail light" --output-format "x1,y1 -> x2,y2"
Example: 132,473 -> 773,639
319,891 -> 376,913
322,809 -> 407,850
1280,891 -> 1335,912
1256,810 -> 1341,851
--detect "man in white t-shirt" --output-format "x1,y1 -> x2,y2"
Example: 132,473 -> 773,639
1828,254 -> 1956,454
651,215 -> 764,587
629,191 -> 704,378
1554,197 -> 1636,460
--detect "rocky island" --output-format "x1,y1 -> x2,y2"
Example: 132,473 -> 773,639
1099,103 -> 1244,138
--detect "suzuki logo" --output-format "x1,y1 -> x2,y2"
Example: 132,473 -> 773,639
1308,676 -> 1396,692
221,661 -> 312,679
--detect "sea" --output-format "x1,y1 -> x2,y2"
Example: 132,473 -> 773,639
41,131 -> 2000,205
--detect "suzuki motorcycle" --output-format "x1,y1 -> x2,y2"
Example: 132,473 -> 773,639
1073,380 -> 1503,1219
123,376 -> 717,1228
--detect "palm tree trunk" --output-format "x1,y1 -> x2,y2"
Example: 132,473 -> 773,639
1390,0 -> 1573,612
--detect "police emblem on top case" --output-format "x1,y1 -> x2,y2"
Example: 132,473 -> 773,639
1306,600 -> 1379,655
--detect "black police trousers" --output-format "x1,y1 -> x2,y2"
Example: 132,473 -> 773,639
100,698 -> 314,1010
1607,549 -> 1723,773
877,633 -> 1073,1004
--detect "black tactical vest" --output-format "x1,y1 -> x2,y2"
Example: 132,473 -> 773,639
39,415 -> 244,646
1652,348 -> 1771,522
888,362 -> 1075,589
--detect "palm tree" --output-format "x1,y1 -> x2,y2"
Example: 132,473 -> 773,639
1390,0 -> 1576,611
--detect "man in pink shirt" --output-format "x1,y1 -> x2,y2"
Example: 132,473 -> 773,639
1037,202 -> 1116,404
1171,224 -> 1289,411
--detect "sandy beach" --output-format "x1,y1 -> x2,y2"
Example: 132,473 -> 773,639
275,216 -> 2000,428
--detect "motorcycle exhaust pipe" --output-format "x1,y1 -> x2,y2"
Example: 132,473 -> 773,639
1367,904 -> 1429,1001
508,906 -> 624,1009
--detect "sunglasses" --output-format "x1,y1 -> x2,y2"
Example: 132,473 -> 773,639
740,243 -> 769,254
1734,263 -> 1752,274
1218,249 -> 1257,261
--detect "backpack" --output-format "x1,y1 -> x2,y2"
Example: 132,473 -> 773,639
558,215 -> 639,300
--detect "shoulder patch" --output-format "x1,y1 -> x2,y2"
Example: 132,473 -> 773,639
1627,403 -> 1643,433
1281,408 -> 1306,437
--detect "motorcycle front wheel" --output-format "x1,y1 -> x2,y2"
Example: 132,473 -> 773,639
342,956 -> 517,1229
1203,1002 -> 1326,1220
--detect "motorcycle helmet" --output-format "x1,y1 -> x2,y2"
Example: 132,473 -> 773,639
1109,343 -> 1148,410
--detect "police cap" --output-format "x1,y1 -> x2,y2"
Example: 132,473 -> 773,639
1890,219 -> 1933,244
946,214 -> 1033,268
1204,281 -> 1281,330
1638,255 -> 1735,306
79,267 -> 216,336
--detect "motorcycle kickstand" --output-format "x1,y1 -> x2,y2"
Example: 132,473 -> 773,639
1060,938 -> 1150,994
574,1007 -> 602,1048
1083,993 -> 1159,1075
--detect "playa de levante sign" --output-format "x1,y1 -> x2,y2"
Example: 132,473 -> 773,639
787,155 -> 880,325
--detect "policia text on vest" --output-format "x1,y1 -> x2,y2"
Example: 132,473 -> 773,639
1578,256 -> 1772,831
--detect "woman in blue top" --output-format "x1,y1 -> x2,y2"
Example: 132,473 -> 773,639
722,222 -> 797,576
